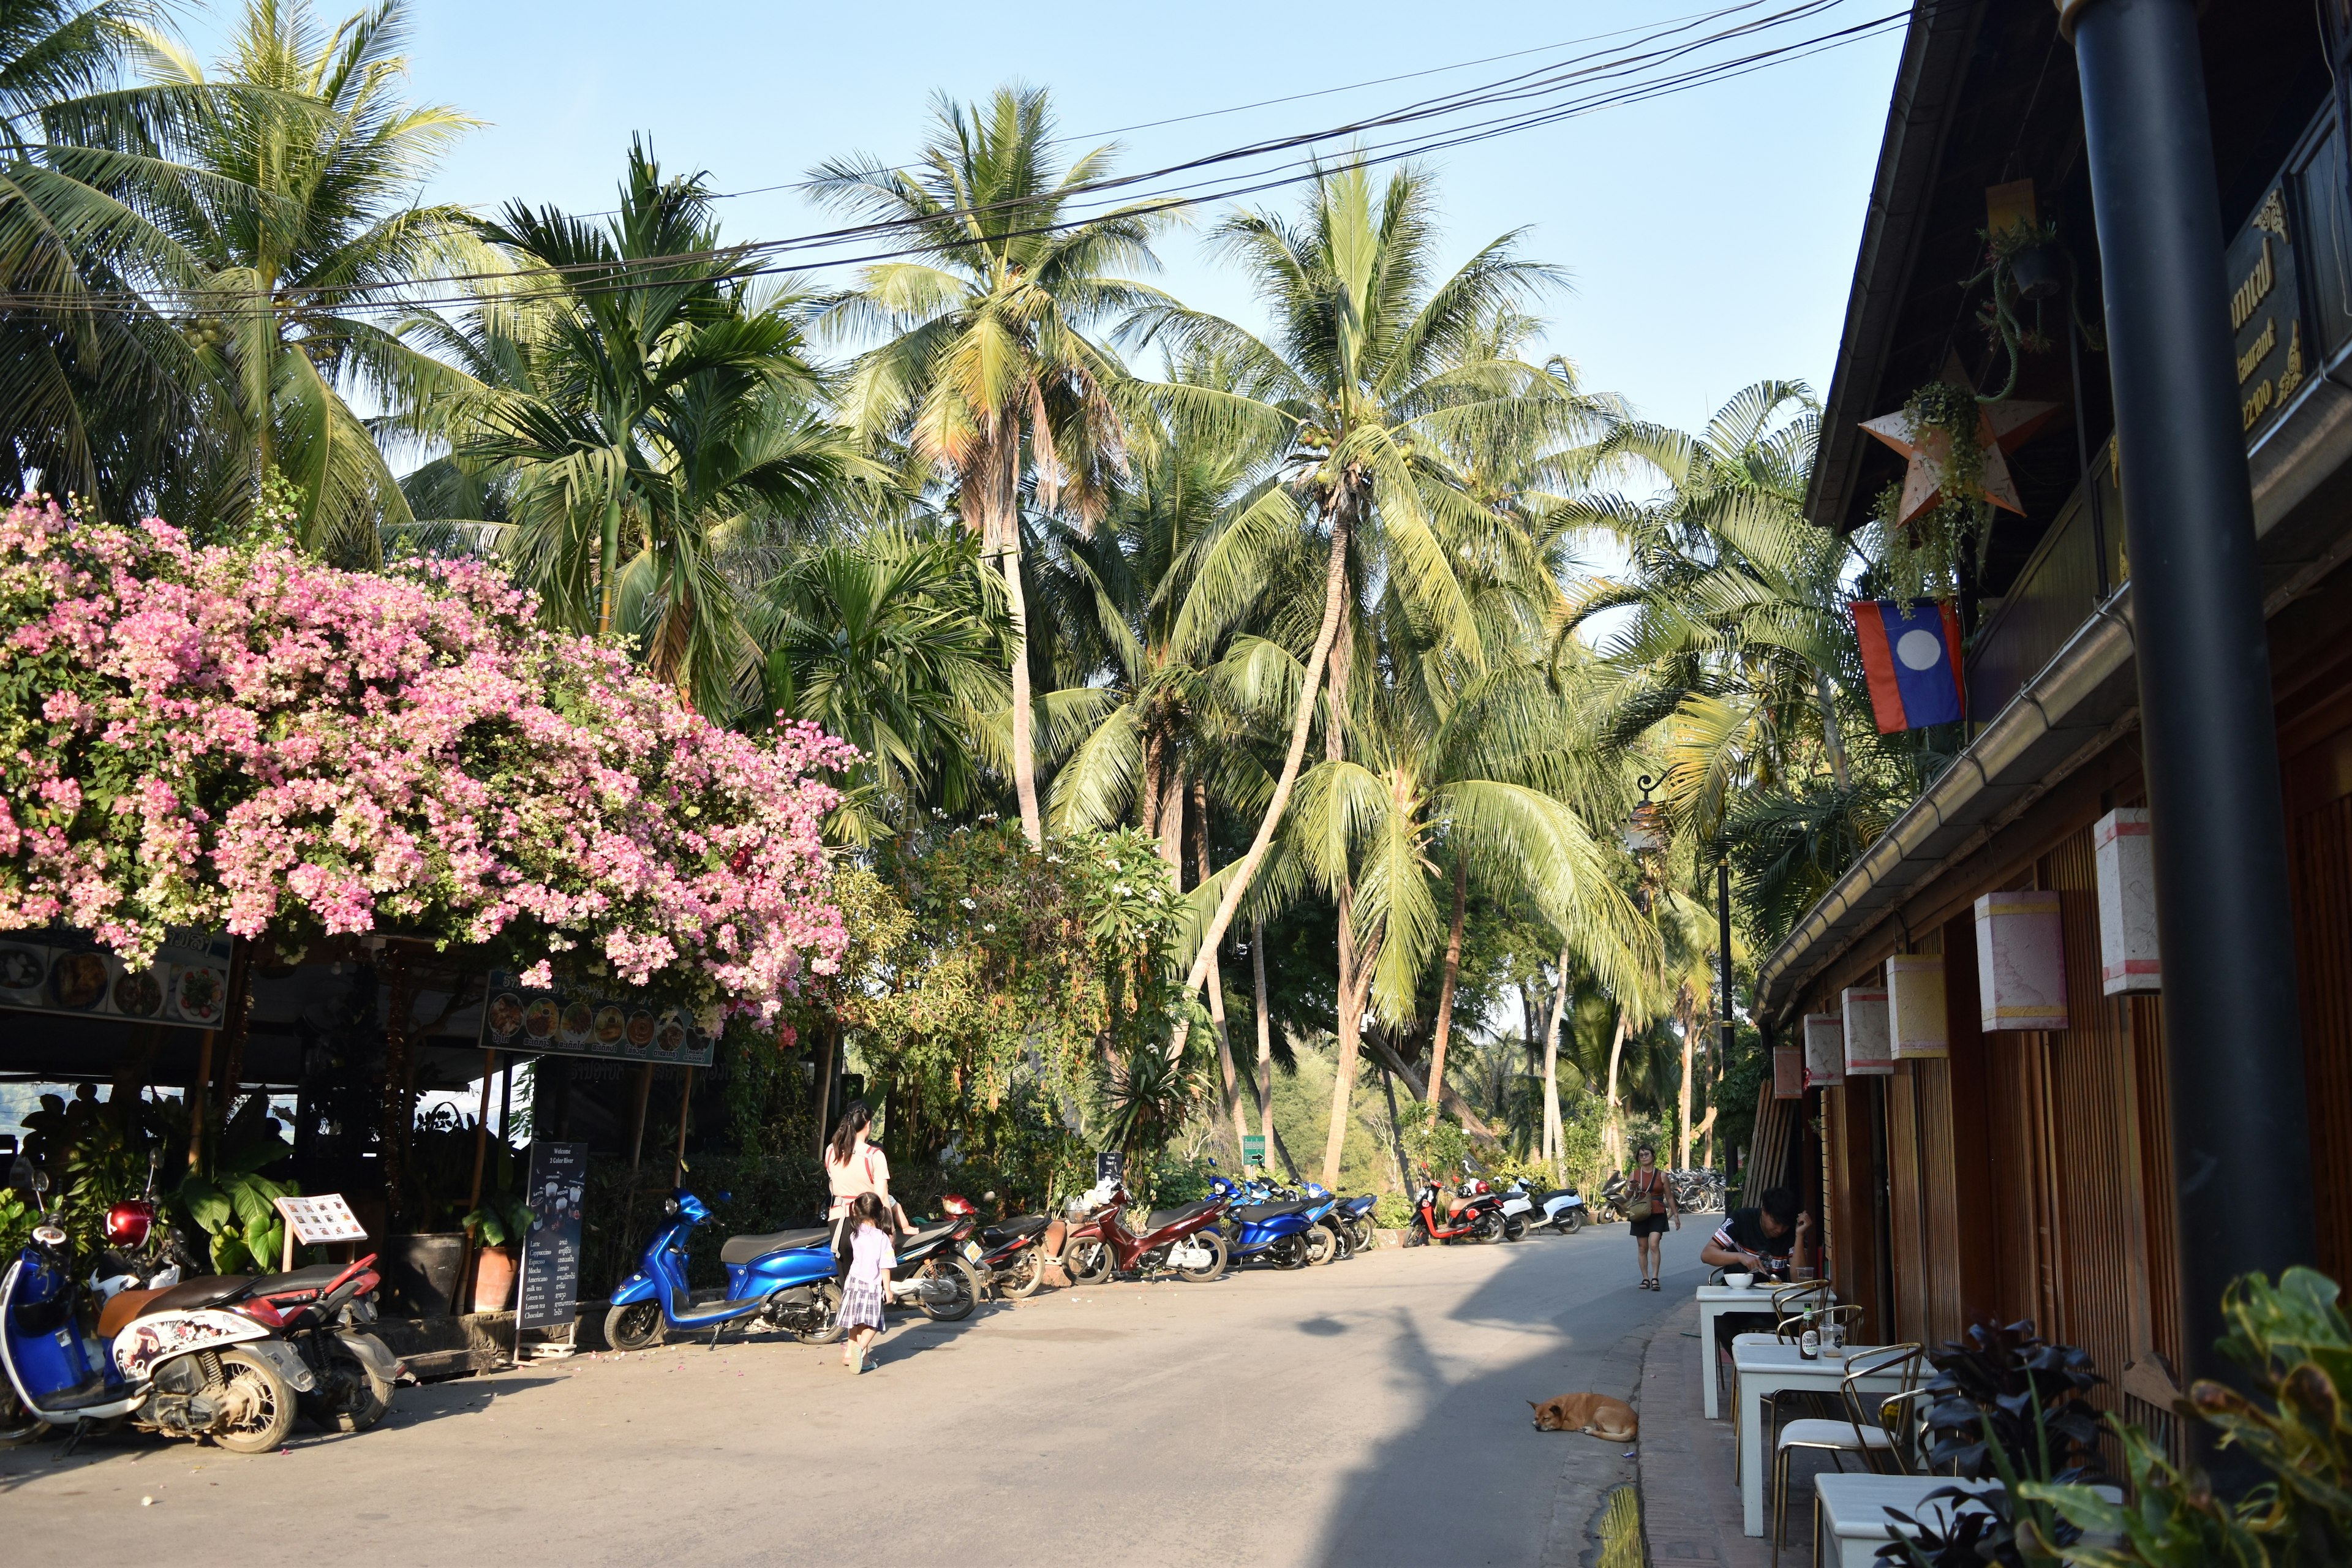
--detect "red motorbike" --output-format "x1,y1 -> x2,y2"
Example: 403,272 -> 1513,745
1060,1186 -> 1229,1284
1408,1176 -> 1507,1245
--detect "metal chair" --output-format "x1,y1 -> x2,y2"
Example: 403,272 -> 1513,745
1770,1343 -> 1923,1568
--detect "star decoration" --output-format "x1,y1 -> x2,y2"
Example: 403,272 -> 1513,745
1861,353 -> 2059,529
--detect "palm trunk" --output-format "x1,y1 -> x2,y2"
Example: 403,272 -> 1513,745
1139,729 -> 1165,845
1378,1064 -> 1414,1194
1317,579 -> 1362,1192
1815,669 -> 1852,790
1602,1010 -> 1630,1174
598,490 -> 622,639
1166,489 -> 1359,1050
1321,930 -> 1380,1189
1002,536 -> 1043,848
1196,782 -> 1248,1162
1253,916 -> 1275,1156
1365,1032 -> 1503,1144
1426,856 -> 1469,1118
1540,942 -> 1572,1183
1678,987 -> 1697,1171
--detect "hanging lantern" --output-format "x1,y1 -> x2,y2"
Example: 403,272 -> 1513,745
1885,955 -> 1950,1058
1973,889 -> 2070,1031
1803,1012 -> 1846,1088
1621,772 -> 1666,854
1773,1045 -> 1804,1099
2094,808 -> 2160,995
1841,986 -> 1894,1075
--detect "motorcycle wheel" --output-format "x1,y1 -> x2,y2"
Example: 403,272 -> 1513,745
790,1281 -> 846,1344
1175,1231 -> 1227,1283
1472,1212 -> 1503,1245
1303,1224 -> 1338,1267
1557,1210 -> 1586,1235
1062,1235 -> 1115,1286
1404,1219 -> 1428,1248
920,1257 -> 982,1323
1273,1235 -> 1310,1270
1502,1214 -> 1528,1243
208,1347 -> 298,1453
998,1247 -> 1047,1300
0,1384 -> 50,1448
301,1340 -> 393,1433
604,1299 -> 666,1352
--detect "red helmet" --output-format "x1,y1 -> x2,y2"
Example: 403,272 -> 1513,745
938,1193 -> 976,1217
104,1198 -> 156,1248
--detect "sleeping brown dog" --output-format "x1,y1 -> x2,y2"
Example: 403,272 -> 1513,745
1529,1393 -> 1639,1441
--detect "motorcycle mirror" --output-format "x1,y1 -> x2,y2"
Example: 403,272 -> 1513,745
29,1167 -> 50,1196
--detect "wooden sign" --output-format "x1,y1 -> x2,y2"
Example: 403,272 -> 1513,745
1974,890 -> 2069,1031
1802,1012 -> 1845,1088
1886,956 -> 1949,1059
2094,809 -> 2161,995
273,1193 -> 368,1246
1841,987 -> 1894,1076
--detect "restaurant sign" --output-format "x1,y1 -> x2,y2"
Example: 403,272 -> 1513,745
0,927 -> 233,1031
2228,183 -> 2307,442
478,970 -> 715,1066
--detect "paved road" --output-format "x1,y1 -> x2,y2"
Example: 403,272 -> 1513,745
1,1221 -> 1712,1566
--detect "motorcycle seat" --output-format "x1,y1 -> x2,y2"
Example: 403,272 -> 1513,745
134,1275 -> 258,1318
1144,1200 -> 1214,1231
981,1215 -> 1048,1245
247,1263 -> 344,1298
96,1286 -> 168,1340
1537,1189 -> 1577,1205
720,1226 -> 831,1264
1232,1200 -> 1313,1223
896,1219 -> 959,1253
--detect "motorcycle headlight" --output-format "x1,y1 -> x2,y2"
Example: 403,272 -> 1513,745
663,1196 -> 680,1218
31,1224 -> 66,1248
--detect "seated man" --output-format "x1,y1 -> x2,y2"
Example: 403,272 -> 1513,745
1701,1186 -> 1813,1279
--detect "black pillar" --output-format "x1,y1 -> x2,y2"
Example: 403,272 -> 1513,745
2068,0 -> 2316,1453
1717,859 -> 1735,1064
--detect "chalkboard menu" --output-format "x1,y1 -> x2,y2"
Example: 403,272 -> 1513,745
1096,1149 -> 1125,1186
478,970 -> 715,1067
516,1140 -> 588,1332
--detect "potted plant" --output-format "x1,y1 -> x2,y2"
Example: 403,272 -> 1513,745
461,1195 -> 535,1314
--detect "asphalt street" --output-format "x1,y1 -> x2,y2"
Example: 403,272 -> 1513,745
0,1219 -> 1710,1566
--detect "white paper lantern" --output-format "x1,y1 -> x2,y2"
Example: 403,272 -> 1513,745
2094,808 -> 2160,995
1886,955 -> 1949,1059
1772,1046 -> 1804,1099
1973,889 -> 2069,1031
1841,986 -> 1894,1075
1803,1012 -> 1846,1087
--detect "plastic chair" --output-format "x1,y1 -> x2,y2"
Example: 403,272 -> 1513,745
1771,1343 -> 1923,1568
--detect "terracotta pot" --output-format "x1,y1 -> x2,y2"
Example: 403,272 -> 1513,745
470,1244 -> 518,1314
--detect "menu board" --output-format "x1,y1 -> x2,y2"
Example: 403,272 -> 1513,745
0,928 -> 233,1031
274,1192 -> 369,1245
477,970 -> 714,1067
516,1141 -> 587,1332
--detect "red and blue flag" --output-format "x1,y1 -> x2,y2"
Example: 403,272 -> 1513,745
1850,599 -> 1965,733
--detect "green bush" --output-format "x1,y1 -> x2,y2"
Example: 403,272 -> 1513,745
1373,1193 -> 1415,1229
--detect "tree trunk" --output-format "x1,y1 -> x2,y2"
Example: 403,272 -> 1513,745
1253,915 -> 1275,1155
1195,782 -> 1248,1162
1321,917 -> 1376,1190
972,426 -> 1042,848
1815,669 -> 1852,791
1540,943 -> 1572,1183
1317,572 -> 1361,1191
1001,535 -> 1043,849
1365,1031 -> 1502,1145
1378,1063 -> 1414,1194
1167,488 -> 1359,1050
1139,729 -> 1165,845
1602,1010 -> 1630,1175
1677,985 -> 1697,1170
1427,855 -> 1469,1118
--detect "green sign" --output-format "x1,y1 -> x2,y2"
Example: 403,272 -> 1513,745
1242,1134 -> 1267,1168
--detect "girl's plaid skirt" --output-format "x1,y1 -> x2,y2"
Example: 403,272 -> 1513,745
841,1276 -> 887,1332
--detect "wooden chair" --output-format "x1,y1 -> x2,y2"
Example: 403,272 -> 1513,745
1770,1343 -> 1923,1568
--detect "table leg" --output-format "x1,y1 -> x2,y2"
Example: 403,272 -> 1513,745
1741,1372 -> 1766,1535
1701,1307 -> 1720,1420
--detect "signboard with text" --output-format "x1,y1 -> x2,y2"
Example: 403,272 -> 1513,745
2228,181 -> 2307,443
1095,1150 -> 1125,1187
516,1141 -> 589,1332
478,970 -> 714,1068
0,927 -> 233,1032
1241,1135 -> 1267,1169
273,1193 -> 368,1246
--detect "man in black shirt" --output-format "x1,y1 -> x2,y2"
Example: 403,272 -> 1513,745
1701,1186 -> 1814,1278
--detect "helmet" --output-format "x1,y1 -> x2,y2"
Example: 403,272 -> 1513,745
938,1193 -> 976,1216
104,1198 -> 156,1248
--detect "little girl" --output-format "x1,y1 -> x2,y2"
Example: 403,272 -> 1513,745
840,1191 -> 893,1372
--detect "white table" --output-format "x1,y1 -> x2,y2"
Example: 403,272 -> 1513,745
1735,1342 -> 1915,1536
1696,1283 -> 1819,1418
1812,1476 -> 2124,1566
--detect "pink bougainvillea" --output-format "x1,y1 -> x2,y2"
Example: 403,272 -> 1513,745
0,497 -> 853,1016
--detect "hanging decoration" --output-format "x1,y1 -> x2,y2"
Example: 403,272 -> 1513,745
1861,351 -> 2060,533
1885,956 -> 1950,1059
1841,985 -> 1895,1076
1803,1012 -> 1847,1088
1852,598 -> 1967,731
1973,890 -> 2070,1031
2094,808 -> 2161,995
1773,1045 -> 1805,1100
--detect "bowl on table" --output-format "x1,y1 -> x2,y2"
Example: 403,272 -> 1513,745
1724,1271 -> 1754,1291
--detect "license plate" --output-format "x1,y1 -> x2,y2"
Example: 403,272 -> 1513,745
960,1240 -> 984,1263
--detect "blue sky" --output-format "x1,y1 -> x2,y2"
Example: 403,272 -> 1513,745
180,0 -> 1906,438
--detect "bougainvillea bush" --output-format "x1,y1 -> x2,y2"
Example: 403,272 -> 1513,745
0,497 -> 851,1016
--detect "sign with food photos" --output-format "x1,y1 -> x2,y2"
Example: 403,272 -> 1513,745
273,1192 -> 369,1245
478,971 -> 714,1067
0,928 -> 233,1031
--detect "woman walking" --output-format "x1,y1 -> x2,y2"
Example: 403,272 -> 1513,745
1624,1143 -> 1680,1289
826,1102 -> 911,1282
840,1193 -> 892,1372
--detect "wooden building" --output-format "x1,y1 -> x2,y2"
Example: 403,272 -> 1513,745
1752,0 -> 2352,1447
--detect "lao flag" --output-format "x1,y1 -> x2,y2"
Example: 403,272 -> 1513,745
1851,599 -> 1965,733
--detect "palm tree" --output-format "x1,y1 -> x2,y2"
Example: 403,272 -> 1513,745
756,520 -> 1012,842
402,140 -> 873,710
810,85 -> 1171,848
124,0 -> 478,559
1127,160 -> 1596,1123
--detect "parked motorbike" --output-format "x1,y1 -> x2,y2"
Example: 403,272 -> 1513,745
1501,1177 -> 1589,1235
1,1169 -> 317,1453
246,1254 -> 402,1432
605,1191 -> 984,1352
1334,1194 -> 1378,1254
1406,1177 -> 1506,1245
971,1212 -> 1056,1300
1060,1185 -> 1227,1284
1208,1178 -> 1335,1268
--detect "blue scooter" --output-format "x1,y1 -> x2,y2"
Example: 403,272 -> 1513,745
603,1191 -> 984,1351
1207,1177 -> 1335,1269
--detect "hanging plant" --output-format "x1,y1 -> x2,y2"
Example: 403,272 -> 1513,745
1965,219 -> 2105,402
1865,379 -> 1992,594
